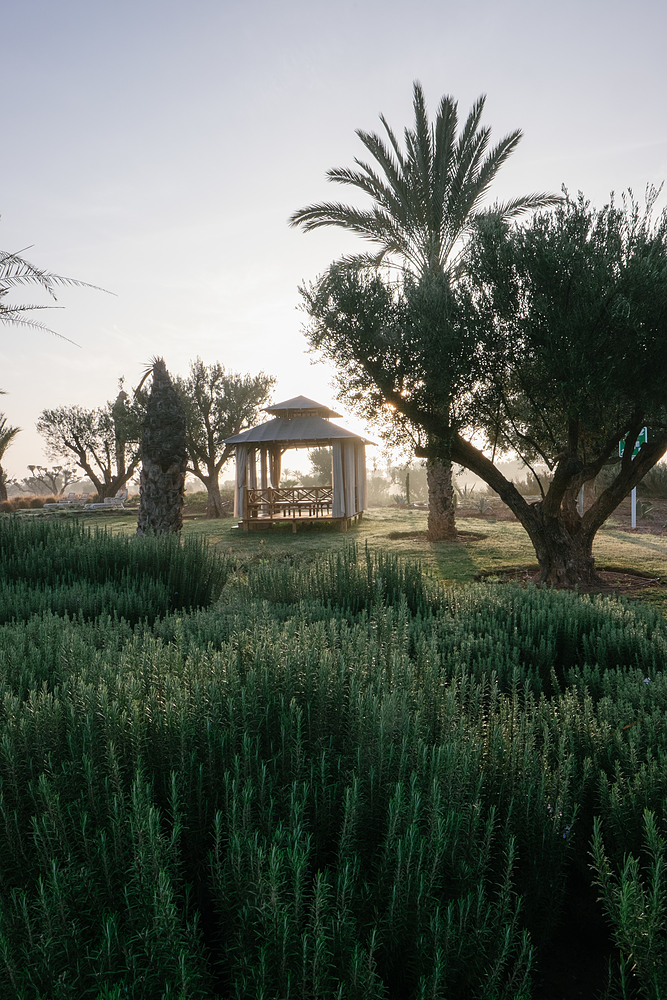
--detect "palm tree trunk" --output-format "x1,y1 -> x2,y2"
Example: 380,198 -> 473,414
426,457 -> 457,540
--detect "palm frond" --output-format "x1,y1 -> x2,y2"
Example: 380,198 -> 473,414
487,193 -> 564,219
354,130 -> 413,210
288,202 -> 400,243
409,82 -> 435,223
432,94 -> 458,222
0,414 -> 21,459
0,250 -> 112,298
330,162 -> 411,224
0,233 -> 112,346
467,130 -> 524,204
378,114 -> 408,176
0,305 -> 81,345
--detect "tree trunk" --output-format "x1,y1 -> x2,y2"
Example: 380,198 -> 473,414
137,456 -> 186,535
525,509 -> 602,588
206,479 -> 228,519
449,433 -> 628,588
0,467 -> 7,503
426,457 -> 457,540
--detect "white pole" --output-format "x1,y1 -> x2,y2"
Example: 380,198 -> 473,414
577,485 -> 584,517
631,486 -> 637,528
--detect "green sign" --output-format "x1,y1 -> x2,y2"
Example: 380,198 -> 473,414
619,427 -> 648,459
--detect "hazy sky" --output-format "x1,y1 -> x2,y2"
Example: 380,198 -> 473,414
1,0 -> 666,478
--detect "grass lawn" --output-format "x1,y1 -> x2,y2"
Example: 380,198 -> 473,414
73,505 -> 667,599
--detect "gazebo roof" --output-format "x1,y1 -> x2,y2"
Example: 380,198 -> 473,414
263,395 -> 342,419
224,395 -> 375,447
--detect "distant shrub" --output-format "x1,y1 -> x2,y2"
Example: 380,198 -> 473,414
637,461 -> 667,499
183,490 -> 209,506
512,471 -> 554,496
366,474 -> 392,506
3,495 -> 49,510
596,460 -> 667,500
477,471 -> 553,498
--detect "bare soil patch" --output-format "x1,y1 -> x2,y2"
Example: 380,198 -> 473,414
386,529 -> 488,541
474,563 -> 664,597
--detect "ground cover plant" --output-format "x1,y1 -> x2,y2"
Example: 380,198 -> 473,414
71,505 -> 667,612
0,520 -> 666,997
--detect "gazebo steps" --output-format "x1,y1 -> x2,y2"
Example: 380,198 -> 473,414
239,512 -> 362,533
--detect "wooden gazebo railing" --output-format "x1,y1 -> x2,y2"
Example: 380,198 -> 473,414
244,486 -> 334,520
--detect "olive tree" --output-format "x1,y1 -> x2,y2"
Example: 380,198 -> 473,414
175,359 -> 275,518
37,384 -> 143,499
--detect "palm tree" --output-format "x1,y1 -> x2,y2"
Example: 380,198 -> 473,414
1,237 -> 108,345
0,413 -> 21,502
291,81 -> 557,538
136,358 -> 187,535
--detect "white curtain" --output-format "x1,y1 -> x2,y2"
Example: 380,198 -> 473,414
234,445 -> 248,517
344,442 -> 356,515
332,440 -> 345,517
355,443 -> 367,511
248,448 -> 257,489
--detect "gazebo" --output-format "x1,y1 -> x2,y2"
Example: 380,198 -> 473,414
224,396 -> 374,531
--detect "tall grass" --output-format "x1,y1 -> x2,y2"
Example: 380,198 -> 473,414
0,525 -> 665,995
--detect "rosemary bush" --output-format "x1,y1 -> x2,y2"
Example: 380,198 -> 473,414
0,517 -> 232,623
591,810 -> 667,1000
0,527 -> 666,996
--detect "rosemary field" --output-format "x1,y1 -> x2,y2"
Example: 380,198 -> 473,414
0,519 -> 666,998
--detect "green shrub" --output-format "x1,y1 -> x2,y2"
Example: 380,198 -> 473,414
0,517 -> 233,624
591,810 -> 667,999
0,616 -> 542,998
0,533 -> 666,995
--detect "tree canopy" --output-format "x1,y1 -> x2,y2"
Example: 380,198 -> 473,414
291,81 -> 558,539
22,465 -> 82,497
302,188 -> 667,586
37,386 -> 144,499
290,81 -> 554,278
175,359 -> 275,518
